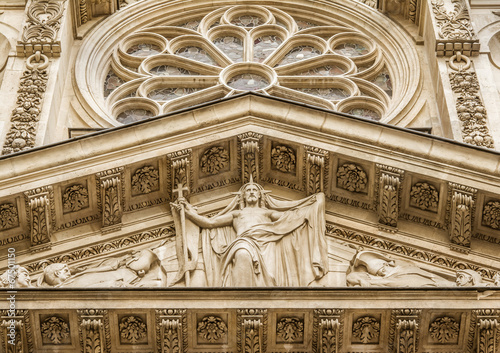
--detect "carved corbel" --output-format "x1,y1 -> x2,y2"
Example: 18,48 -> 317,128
167,149 -> 192,199
377,165 -> 404,229
313,309 -> 344,353
477,319 -> 499,353
237,309 -> 267,353
238,132 -> 262,184
1,310 -> 32,352
156,309 -> 187,353
24,186 -> 54,251
448,183 -> 476,252
96,167 -> 124,232
305,146 -> 328,195
389,309 -> 421,353
77,309 -> 109,353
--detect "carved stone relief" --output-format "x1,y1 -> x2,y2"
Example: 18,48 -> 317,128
167,149 -> 192,198
77,310 -> 107,353
313,309 -> 344,353
0,310 -> 32,352
197,316 -> 227,343
429,316 -> 459,343
2,53 -> 49,155
17,0 -> 67,57
337,163 -> 368,193
449,63 -> 494,148
24,186 -> 54,250
156,309 -> 187,353
0,203 -> 19,230
389,309 -> 421,353
276,317 -> 304,343
352,316 -> 380,344
482,200 -> 500,229
237,309 -> 267,353
448,183 -> 476,251
477,319 -> 499,353
131,165 -> 159,195
119,315 -> 147,344
377,165 -> 404,228
238,132 -> 262,184
41,316 -> 70,344
62,184 -> 89,213
271,145 -> 296,174
305,146 -> 328,195
96,167 -> 124,231
410,182 -> 439,211
200,146 -> 229,176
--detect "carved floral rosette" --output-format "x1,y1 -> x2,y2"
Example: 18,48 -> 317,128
0,203 -> 19,230
200,146 -> 229,175
131,165 -> 159,194
197,316 -> 227,343
271,145 -> 296,174
483,201 -> 500,229
337,163 -> 367,193
62,184 -> 89,213
410,182 -> 438,211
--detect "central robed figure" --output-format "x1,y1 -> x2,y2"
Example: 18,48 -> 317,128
171,179 -> 328,287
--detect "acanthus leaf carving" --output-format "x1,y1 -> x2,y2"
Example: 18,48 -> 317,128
271,145 -> 296,174
24,186 -> 54,249
197,316 -> 227,343
337,163 -> 367,193
155,309 -> 187,353
429,316 -> 459,343
482,200 -> 500,230
239,132 -> 262,184
0,203 -> 19,230
41,316 -> 70,345
96,167 -> 124,231
352,316 -> 380,344
131,165 -> 159,195
410,182 -> 439,211
450,187 -> 475,248
237,309 -> 267,353
431,0 -> 475,40
167,149 -> 192,199
396,319 -> 418,353
306,146 -> 328,195
276,317 -> 304,343
477,319 -> 499,353
378,166 -> 404,228
320,318 -> 340,353
200,146 -> 229,175
62,184 -> 89,213
119,315 -> 147,344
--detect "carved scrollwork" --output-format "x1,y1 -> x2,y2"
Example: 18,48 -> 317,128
81,318 -> 104,353
41,316 -> 70,344
408,0 -> 418,23
271,145 -> 296,174
410,182 -> 439,211
429,316 -> 459,343
200,146 -> 229,175
131,166 -> 159,195
276,317 -> 304,343
483,201 -> 500,230
396,319 -> 418,353
431,0 -> 475,40
477,319 -> 499,353
239,132 -> 262,183
0,203 -> 19,230
62,184 -> 89,213
156,309 -> 187,353
197,316 -> 227,343
337,163 -> 367,193
352,316 -> 380,344
119,316 -> 147,344
449,71 -> 494,148
320,319 -> 339,353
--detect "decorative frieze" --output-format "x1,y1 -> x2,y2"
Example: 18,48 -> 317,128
237,309 -> 267,353
131,165 -> 159,195
337,163 -> 367,193
377,165 -> 404,228
2,53 -> 49,155
305,146 -> 328,195
62,184 -> 89,213
429,316 -> 459,343
96,167 -> 124,231
24,186 -> 54,250
449,59 -> 494,148
17,0 -> 66,57
238,132 -> 262,183
156,309 -> 187,353
167,149 -> 192,198
431,0 -> 479,56
448,183 -> 476,250
0,203 -> 19,230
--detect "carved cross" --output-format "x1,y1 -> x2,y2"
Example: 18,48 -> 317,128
173,183 -> 189,200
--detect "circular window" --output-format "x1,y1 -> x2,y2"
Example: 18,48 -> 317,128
76,1 -> 420,126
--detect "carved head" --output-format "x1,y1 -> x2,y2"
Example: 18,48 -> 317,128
455,269 -> 482,287
353,251 -> 396,277
126,249 -> 158,276
0,266 -> 31,288
42,263 -> 71,286
238,177 -> 268,209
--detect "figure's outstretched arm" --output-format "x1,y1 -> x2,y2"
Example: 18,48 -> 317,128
175,200 -> 233,228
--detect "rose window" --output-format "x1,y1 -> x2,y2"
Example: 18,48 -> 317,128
103,5 -> 395,124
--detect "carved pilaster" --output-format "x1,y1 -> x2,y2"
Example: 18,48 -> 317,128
377,165 -> 404,228
313,309 -> 344,353
24,186 -> 54,251
430,0 -> 479,57
1,318 -> 25,352
239,132 -> 262,184
156,309 -> 187,353
17,0 -> 67,57
167,149 -> 192,199
237,309 -> 267,353
77,310 -> 107,353
305,146 -> 328,195
448,183 -> 476,252
96,167 -> 124,232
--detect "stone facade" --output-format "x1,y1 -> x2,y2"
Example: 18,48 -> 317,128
1,0 -> 500,351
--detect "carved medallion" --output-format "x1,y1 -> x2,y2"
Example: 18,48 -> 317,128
62,184 -> 89,213
483,201 -> 500,229
200,146 -> 229,175
131,166 -> 159,194
119,316 -> 147,344
41,316 -> 70,344
337,163 -> 367,192
352,316 -> 380,344
271,145 -> 296,174
276,317 -> 304,343
197,316 -> 227,343
429,316 -> 459,343
0,203 -> 19,230
410,182 -> 439,211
